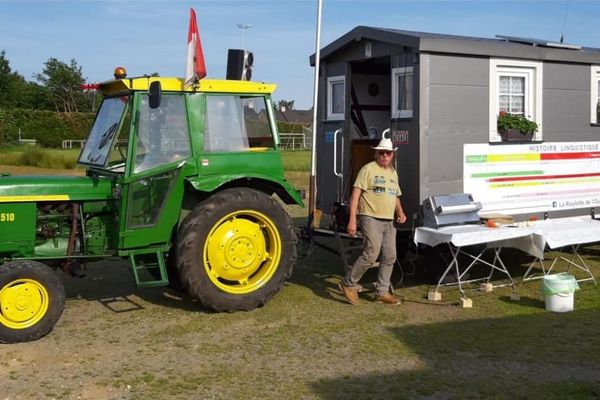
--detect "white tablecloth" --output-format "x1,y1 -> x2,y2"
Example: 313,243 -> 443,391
530,216 -> 600,249
415,224 -> 546,259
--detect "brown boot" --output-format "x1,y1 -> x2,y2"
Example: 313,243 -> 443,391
338,282 -> 360,305
375,293 -> 401,305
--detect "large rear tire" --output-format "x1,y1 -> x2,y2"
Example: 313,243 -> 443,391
176,188 -> 296,312
0,260 -> 65,343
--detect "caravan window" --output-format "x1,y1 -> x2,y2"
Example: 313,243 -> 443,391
499,75 -> 525,114
489,59 -> 543,142
327,76 -> 345,120
591,66 -> 600,124
392,67 -> 413,119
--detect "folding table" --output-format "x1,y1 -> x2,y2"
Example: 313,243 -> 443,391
522,216 -> 600,284
415,224 -> 545,300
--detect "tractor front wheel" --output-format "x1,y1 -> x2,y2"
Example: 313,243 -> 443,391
0,260 -> 65,343
176,188 -> 296,312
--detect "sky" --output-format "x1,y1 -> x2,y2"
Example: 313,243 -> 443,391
2,0 -> 600,109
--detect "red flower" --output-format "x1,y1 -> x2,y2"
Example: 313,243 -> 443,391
486,219 -> 499,228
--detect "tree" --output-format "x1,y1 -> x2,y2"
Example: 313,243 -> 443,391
35,58 -> 88,113
277,99 -> 295,111
0,50 -> 28,109
21,82 -> 53,111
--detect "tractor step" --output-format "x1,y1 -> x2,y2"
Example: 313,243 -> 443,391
128,249 -> 168,287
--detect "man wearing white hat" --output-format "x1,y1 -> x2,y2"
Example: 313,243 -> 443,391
338,132 -> 406,305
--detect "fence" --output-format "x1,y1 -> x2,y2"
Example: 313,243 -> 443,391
62,139 -> 128,149
16,129 -> 37,146
63,135 -> 312,151
18,139 -> 37,146
279,132 -> 312,150
62,139 -> 87,149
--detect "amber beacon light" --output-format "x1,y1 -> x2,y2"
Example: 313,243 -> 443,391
113,66 -> 127,79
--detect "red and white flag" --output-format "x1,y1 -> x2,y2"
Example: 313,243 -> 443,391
185,8 -> 206,87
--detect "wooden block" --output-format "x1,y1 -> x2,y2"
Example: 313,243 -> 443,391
428,291 -> 442,301
480,283 -> 494,292
310,209 -> 322,229
460,297 -> 473,308
510,293 -> 521,301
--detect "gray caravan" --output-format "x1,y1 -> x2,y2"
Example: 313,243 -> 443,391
310,26 -> 600,237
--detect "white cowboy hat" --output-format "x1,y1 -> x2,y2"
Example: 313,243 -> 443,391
371,128 -> 397,151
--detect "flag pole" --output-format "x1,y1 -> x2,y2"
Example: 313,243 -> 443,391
185,8 -> 207,88
308,0 -> 323,225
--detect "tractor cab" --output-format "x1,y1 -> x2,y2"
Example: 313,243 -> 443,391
78,65 -> 304,287
78,74 -> 191,271
78,75 -> 192,177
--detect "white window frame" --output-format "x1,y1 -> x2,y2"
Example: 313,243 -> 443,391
489,59 -> 543,142
391,66 -> 414,119
591,66 -> 600,124
498,73 -> 528,114
327,75 -> 345,120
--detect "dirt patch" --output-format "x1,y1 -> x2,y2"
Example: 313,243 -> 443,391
0,253 -> 423,399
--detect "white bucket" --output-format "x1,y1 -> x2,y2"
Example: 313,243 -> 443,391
541,274 -> 579,313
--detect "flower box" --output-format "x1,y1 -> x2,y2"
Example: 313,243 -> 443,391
499,128 -> 534,142
497,111 -> 537,142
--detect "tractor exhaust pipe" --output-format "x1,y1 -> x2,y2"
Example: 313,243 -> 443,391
63,203 -> 85,278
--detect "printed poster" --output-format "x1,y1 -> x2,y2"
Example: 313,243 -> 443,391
464,142 -> 600,214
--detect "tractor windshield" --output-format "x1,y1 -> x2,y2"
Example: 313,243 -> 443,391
78,96 -> 129,168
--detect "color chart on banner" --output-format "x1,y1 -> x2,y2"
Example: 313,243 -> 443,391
463,142 -> 600,214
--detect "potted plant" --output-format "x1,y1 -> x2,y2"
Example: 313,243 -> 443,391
497,111 -> 538,142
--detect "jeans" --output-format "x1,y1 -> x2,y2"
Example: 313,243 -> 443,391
342,215 -> 397,296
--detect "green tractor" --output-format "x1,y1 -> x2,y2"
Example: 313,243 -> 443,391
0,71 -> 303,343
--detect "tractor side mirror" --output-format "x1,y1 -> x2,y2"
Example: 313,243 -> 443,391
149,81 -> 162,109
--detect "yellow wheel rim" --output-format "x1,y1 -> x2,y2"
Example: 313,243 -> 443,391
0,279 -> 49,330
204,210 -> 282,295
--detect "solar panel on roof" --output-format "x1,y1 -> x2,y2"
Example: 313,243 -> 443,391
496,34 -> 581,50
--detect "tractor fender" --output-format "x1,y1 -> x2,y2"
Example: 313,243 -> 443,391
185,174 -> 304,206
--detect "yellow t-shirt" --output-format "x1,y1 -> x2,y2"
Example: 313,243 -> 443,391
354,161 -> 402,220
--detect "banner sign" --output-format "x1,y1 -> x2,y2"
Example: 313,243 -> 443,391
463,142 -> 600,214
392,129 -> 409,145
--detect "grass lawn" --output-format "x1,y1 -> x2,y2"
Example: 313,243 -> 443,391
2,148 -> 600,398
280,149 -> 310,171
0,146 -> 311,217
0,146 -> 82,169
0,146 -> 309,172
1,236 -> 599,399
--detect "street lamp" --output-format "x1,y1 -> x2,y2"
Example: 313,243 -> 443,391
237,24 -> 251,51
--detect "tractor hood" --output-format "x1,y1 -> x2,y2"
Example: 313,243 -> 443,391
0,175 -> 113,203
